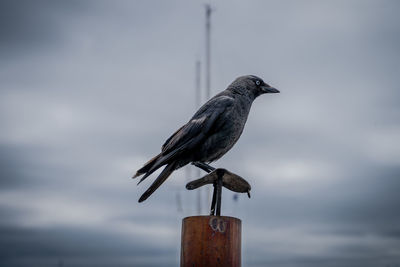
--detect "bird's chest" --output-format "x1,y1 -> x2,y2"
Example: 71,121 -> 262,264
217,110 -> 247,145
198,103 -> 250,162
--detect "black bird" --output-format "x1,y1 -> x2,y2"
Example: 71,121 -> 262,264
133,75 -> 279,202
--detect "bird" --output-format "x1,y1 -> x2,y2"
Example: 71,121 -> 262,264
133,75 -> 279,202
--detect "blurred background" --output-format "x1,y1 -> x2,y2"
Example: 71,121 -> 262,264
1,0 -> 400,266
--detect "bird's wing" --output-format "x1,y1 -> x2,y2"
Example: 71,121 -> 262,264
161,95 -> 234,156
137,95 -> 234,184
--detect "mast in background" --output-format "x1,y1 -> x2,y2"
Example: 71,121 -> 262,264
205,4 -> 212,100
195,60 -> 202,214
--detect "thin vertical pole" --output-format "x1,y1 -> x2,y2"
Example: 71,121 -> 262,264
195,60 -> 202,214
216,171 -> 223,216
205,4 -> 212,100
204,4 -> 212,210
195,60 -> 201,106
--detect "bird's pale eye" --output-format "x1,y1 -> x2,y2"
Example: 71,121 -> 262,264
255,80 -> 261,86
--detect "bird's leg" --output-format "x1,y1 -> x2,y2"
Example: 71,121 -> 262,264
192,162 -> 216,173
216,169 -> 223,216
210,181 -> 217,215
192,162 -> 221,215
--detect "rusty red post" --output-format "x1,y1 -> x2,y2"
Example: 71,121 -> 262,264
180,215 -> 241,267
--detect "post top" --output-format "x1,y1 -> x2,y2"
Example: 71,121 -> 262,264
183,215 -> 241,222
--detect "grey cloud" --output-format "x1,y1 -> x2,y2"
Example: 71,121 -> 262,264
0,224 -> 178,267
1,0 -> 400,266
0,0 -> 88,56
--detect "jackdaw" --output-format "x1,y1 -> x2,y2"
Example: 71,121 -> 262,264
133,75 -> 279,202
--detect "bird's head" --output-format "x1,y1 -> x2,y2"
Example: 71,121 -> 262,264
229,75 -> 279,99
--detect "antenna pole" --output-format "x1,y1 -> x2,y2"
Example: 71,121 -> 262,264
195,60 -> 202,214
204,4 -> 213,211
205,4 -> 212,100
196,60 -> 201,107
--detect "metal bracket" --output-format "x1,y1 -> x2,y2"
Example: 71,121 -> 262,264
187,162 -> 251,216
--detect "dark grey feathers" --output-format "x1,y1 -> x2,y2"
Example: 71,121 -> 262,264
133,75 -> 279,202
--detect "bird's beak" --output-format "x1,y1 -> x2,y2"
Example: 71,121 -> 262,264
261,85 -> 280,94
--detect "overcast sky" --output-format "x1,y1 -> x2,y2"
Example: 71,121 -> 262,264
1,0 -> 400,266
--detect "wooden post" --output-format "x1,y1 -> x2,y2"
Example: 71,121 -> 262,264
180,216 -> 241,267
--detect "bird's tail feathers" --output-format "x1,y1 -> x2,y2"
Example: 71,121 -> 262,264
132,154 -> 162,179
135,149 -> 180,184
138,162 -> 176,202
